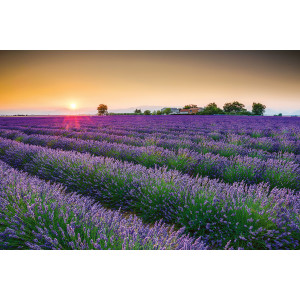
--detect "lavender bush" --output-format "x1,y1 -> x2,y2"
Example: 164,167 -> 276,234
0,130 -> 299,190
0,161 -> 206,250
0,115 -> 299,250
0,137 -> 299,249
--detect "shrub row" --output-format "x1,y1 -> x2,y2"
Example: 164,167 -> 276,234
0,160 -> 205,250
0,130 -> 299,190
1,125 -> 299,157
0,137 -> 299,249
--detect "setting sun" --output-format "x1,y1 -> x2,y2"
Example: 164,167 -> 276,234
70,103 -> 77,110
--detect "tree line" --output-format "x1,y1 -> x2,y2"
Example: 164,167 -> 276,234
98,102 -> 267,116
198,101 -> 266,116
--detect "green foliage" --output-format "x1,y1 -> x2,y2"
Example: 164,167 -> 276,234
223,162 -> 260,184
161,108 -> 172,115
134,109 -> 142,114
263,161 -> 300,190
156,110 -> 162,115
223,101 -> 246,114
183,104 -> 197,109
198,102 -> 224,115
252,102 -> 266,115
144,110 -> 151,115
14,136 -> 24,142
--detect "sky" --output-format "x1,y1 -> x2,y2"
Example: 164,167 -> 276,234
0,50 -> 299,115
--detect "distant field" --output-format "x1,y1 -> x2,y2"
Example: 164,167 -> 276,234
0,115 -> 299,250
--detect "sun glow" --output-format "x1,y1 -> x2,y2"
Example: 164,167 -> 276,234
70,103 -> 77,110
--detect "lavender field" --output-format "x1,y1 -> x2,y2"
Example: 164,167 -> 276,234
0,115 -> 299,250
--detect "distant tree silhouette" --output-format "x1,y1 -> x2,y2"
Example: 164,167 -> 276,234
134,109 -> 142,114
252,102 -> 266,115
97,104 -> 108,115
183,104 -> 197,109
223,101 -> 246,114
199,102 -> 224,115
144,110 -> 151,115
162,108 -> 172,115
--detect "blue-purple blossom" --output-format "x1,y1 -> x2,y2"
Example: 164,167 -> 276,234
0,115 -> 299,250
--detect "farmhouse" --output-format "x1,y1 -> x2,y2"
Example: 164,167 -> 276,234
179,107 -> 203,114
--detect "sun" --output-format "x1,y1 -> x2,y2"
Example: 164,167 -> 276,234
70,103 -> 77,110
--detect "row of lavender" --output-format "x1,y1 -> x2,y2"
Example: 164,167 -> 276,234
62,122 -> 300,143
1,125 -> 299,164
0,137 -> 299,249
0,160 -> 206,250
1,120 -> 299,158
0,130 -> 299,190
1,121 -> 300,154
1,116 -> 299,139
3,122 -> 300,141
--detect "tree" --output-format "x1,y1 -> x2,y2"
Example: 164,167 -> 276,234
183,104 -> 197,109
162,108 -> 172,115
156,110 -> 162,115
223,101 -> 246,114
97,104 -> 108,115
144,110 -> 151,115
252,102 -> 266,115
199,102 -> 224,115
152,110 -> 157,115
134,109 -> 142,114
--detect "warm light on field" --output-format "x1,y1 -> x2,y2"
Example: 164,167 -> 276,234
0,115 -> 298,251
70,103 -> 77,110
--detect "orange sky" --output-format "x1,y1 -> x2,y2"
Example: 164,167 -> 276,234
0,51 -> 299,114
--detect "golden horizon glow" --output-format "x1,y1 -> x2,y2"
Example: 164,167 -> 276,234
70,103 -> 77,110
0,51 -> 299,115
